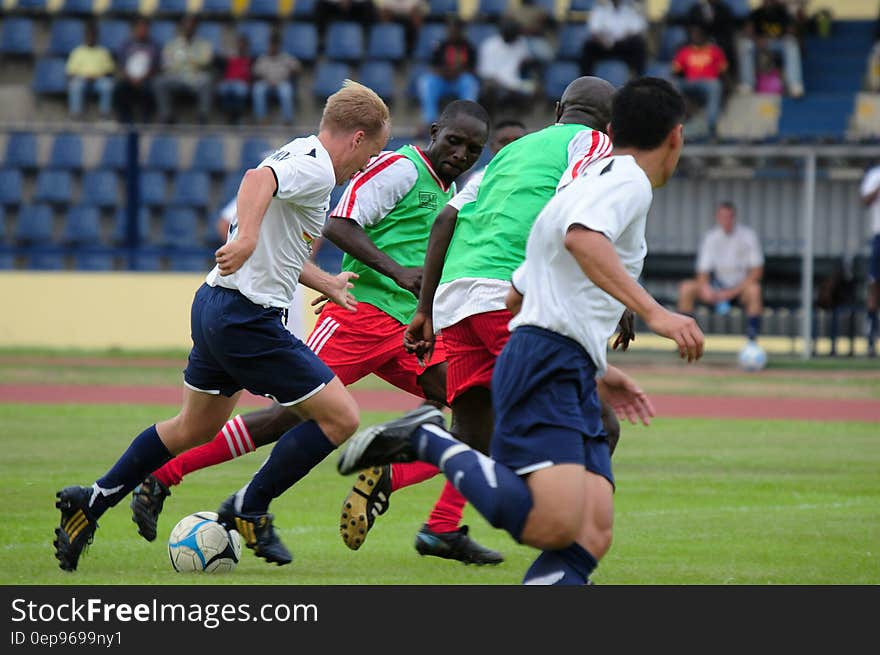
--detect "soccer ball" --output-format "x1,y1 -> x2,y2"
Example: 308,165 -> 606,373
168,511 -> 241,573
737,341 -> 768,372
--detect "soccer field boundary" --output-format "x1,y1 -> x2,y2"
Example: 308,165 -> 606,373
2,383 -> 879,422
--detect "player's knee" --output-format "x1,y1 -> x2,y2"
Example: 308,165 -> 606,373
522,512 -> 581,551
320,403 -> 360,445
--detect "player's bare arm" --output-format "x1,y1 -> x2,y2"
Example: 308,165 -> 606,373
565,225 -> 704,362
597,364 -> 655,426
215,167 -> 276,275
323,216 -> 423,296
612,309 -> 636,351
505,284 -> 523,316
299,261 -> 359,314
862,186 -> 880,206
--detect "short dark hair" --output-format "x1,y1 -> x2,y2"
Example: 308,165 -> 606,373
437,100 -> 490,130
493,119 -> 527,132
610,77 -> 686,150
719,201 -> 736,213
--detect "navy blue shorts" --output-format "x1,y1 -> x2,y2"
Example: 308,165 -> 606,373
491,326 -> 613,487
184,284 -> 335,405
870,234 -> 880,283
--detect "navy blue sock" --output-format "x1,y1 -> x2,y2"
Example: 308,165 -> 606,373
91,424 -> 171,518
746,315 -> 762,341
522,543 -> 598,585
414,424 -> 533,541
240,420 -> 335,514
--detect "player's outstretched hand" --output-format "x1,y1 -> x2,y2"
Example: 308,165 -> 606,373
394,266 -> 423,298
597,365 -> 655,426
646,308 -> 704,362
215,236 -> 256,276
311,272 -> 358,314
404,310 -> 435,367
612,309 -> 636,351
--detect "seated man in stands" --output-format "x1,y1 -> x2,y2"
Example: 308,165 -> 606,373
671,23 -> 729,138
678,201 -> 765,341
736,0 -> 804,97
154,15 -> 214,124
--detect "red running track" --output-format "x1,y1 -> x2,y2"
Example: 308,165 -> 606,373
1,384 -> 878,422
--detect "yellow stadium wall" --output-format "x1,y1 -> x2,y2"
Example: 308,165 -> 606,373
0,273 -> 320,350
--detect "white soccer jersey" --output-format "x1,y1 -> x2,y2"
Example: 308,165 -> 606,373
860,164 -> 880,235
509,154 -> 653,377
696,223 -> 764,289
447,167 -> 485,211
434,127 -> 612,330
205,135 -> 335,309
330,150 -> 420,225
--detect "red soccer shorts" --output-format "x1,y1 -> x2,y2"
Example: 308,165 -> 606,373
305,302 -> 446,398
441,309 -> 513,404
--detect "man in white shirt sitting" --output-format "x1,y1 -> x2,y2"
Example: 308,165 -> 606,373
678,201 -> 765,341
580,0 -> 648,79
476,17 -> 536,118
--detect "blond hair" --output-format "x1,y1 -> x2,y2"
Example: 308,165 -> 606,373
320,80 -> 390,136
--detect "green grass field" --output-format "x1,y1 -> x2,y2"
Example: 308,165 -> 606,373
3,402 -> 878,585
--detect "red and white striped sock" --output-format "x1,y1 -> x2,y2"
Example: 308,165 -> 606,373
153,415 -> 256,488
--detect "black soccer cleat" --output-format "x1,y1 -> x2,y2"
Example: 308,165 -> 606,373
129,474 -> 171,542
414,524 -> 504,566
54,486 -> 99,572
337,405 -> 446,476
217,495 -> 292,566
339,465 -> 392,551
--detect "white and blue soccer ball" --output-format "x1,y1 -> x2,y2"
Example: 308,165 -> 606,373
737,341 -> 768,372
168,511 -> 241,573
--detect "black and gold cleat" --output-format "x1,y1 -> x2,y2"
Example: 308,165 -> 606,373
217,495 -> 292,566
54,486 -> 98,572
130,474 -> 171,542
339,465 -> 391,551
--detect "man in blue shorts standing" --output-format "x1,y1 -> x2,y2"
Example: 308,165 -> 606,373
337,77 -> 705,584
53,80 -> 391,571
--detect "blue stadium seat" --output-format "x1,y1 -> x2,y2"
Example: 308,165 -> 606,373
151,21 -> 178,48
666,0 -> 696,21
292,0 -> 315,18
145,135 -> 179,172
1,18 -> 35,56
15,205 -> 55,246
33,58 -> 69,95
646,60 -> 673,82
62,0 -> 96,15
240,137 -> 273,168
47,19 -> 85,57
34,170 -> 74,205
50,133 -> 84,170
325,22 -> 365,62
427,0 -> 458,18
108,0 -> 140,14
594,58 -> 631,88
82,169 -> 119,208
477,0 -> 509,18
139,170 -> 168,207
313,61 -> 351,100
113,206 -> 151,245
726,0 -> 751,19
98,19 -> 130,53
129,250 -> 164,271
568,0 -> 595,10
4,132 -> 39,170
191,135 -> 226,174
0,206 -> 6,244
406,62 -> 428,99
367,23 -> 406,62
160,207 -> 201,248
658,25 -> 688,61
530,0 -> 556,17
25,250 -> 66,271
202,0 -> 232,13
157,0 -> 187,14
222,169 -> 247,203
170,171 -> 210,208
283,23 -> 318,63
0,251 -> 14,269
62,205 -> 102,246
465,23 -> 499,48
73,249 -> 116,271
196,22 -> 224,54
557,23 -> 588,61
16,0 -> 49,10
543,61 -> 581,101
99,134 -> 128,170
248,0 -> 282,18
0,169 -> 24,206
414,22 -> 447,61
358,61 -> 395,103
238,20 -> 272,57
778,94 -> 854,141
167,252 -> 210,271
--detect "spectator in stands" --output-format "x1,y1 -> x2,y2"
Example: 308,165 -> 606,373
509,0 -> 556,63
65,20 -> 116,119
252,31 -> 301,125
416,16 -> 479,134
678,201 -> 765,342
579,0 -> 648,78
737,0 -> 804,97
374,0 -> 427,54
671,24 -> 729,137
681,0 -> 740,79
860,161 -> 880,357
754,48 -> 784,94
114,17 -> 160,124
315,0 -> 376,46
476,16 -> 536,119
154,15 -> 214,124
217,35 -> 252,124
